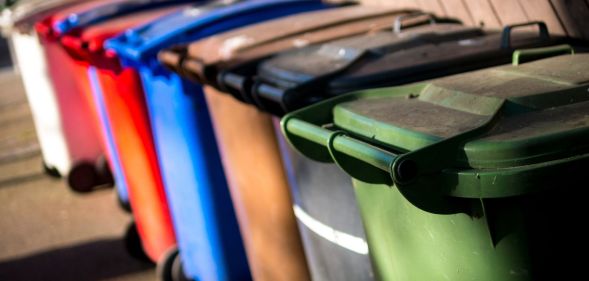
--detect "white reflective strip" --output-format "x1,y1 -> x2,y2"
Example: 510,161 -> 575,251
293,205 -> 369,255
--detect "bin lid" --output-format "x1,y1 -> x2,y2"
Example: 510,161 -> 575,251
34,0 -> 194,39
60,5 -> 183,67
180,5 -> 416,86
257,21 -> 571,115
106,0 -> 329,66
282,52 -> 589,198
35,0 -> 109,39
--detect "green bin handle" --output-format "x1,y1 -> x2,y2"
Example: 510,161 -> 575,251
512,44 -> 574,65
285,118 -> 402,185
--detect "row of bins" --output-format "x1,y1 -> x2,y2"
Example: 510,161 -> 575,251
2,0 -> 589,280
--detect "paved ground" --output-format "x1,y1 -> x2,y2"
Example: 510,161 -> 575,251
0,69 -> 155,281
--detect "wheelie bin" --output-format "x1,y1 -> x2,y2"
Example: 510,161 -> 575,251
167,16 -> 578,281
281,50 -> 589,281
56,2 -> 196,267
0,0 -> 84,178
105,1 -> 338,280
157,6 -> 424,281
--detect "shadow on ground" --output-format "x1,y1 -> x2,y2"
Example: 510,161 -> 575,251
0,238 -> 154,281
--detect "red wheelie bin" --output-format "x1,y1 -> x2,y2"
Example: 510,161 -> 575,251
58,4 -> 192,263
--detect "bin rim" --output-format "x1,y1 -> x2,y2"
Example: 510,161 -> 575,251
59,5 -> 183,64
52,0 -> 199,35
181,5 -> 418,75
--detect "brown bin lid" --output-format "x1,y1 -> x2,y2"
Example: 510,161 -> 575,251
169,5 -> 418,85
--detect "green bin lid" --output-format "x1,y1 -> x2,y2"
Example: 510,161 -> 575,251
282,51 -> 589,198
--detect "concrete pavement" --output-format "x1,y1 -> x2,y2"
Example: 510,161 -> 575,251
0,69 -> 156,281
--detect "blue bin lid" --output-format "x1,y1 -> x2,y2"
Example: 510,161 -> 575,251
105,0 -> 330,64
53,0 -> 198,35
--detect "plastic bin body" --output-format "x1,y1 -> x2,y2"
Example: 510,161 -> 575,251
36,27 -> 105,176
108,1 -> 334,279
0,0 -> 84,176
274,116 -> 371,281
282,52 -> 589,281
137,74 -> 250,280
94,61 -> 175,262
170,6 -> 425,281
59,6 -> 189,262
86,66 -> 129,206
10,31 -> 71,175
203,86 -> 309,281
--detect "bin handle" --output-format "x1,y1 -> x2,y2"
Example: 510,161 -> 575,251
286,118 -> 404,184
512,44 -> 574,65
501,21 -> 549,49
393,12 -> 437,34
328,132 -> 398,174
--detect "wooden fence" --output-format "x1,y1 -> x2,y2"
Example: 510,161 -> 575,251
360,0 -> 589,40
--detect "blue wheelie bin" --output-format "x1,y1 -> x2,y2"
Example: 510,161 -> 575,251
105,1 -> 333,280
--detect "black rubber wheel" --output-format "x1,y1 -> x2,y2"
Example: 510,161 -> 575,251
171,253 -> 194,281
157,246 -> 179,281
124,221 -> 152,263
42,162 -> 62,178
95,155 -> 115,187
67,162 -> 98,193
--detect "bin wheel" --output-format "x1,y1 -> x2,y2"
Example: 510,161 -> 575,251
157,246 -> 179,281
172,253 -> 194,281
42,162 -> 62,178
67,162 -> 98,193
95,155 -> 114,187
116,191 -> 132,214
124,221 -> 152,263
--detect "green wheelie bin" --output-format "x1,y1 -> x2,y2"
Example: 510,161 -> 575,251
281,49 -> 589,281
